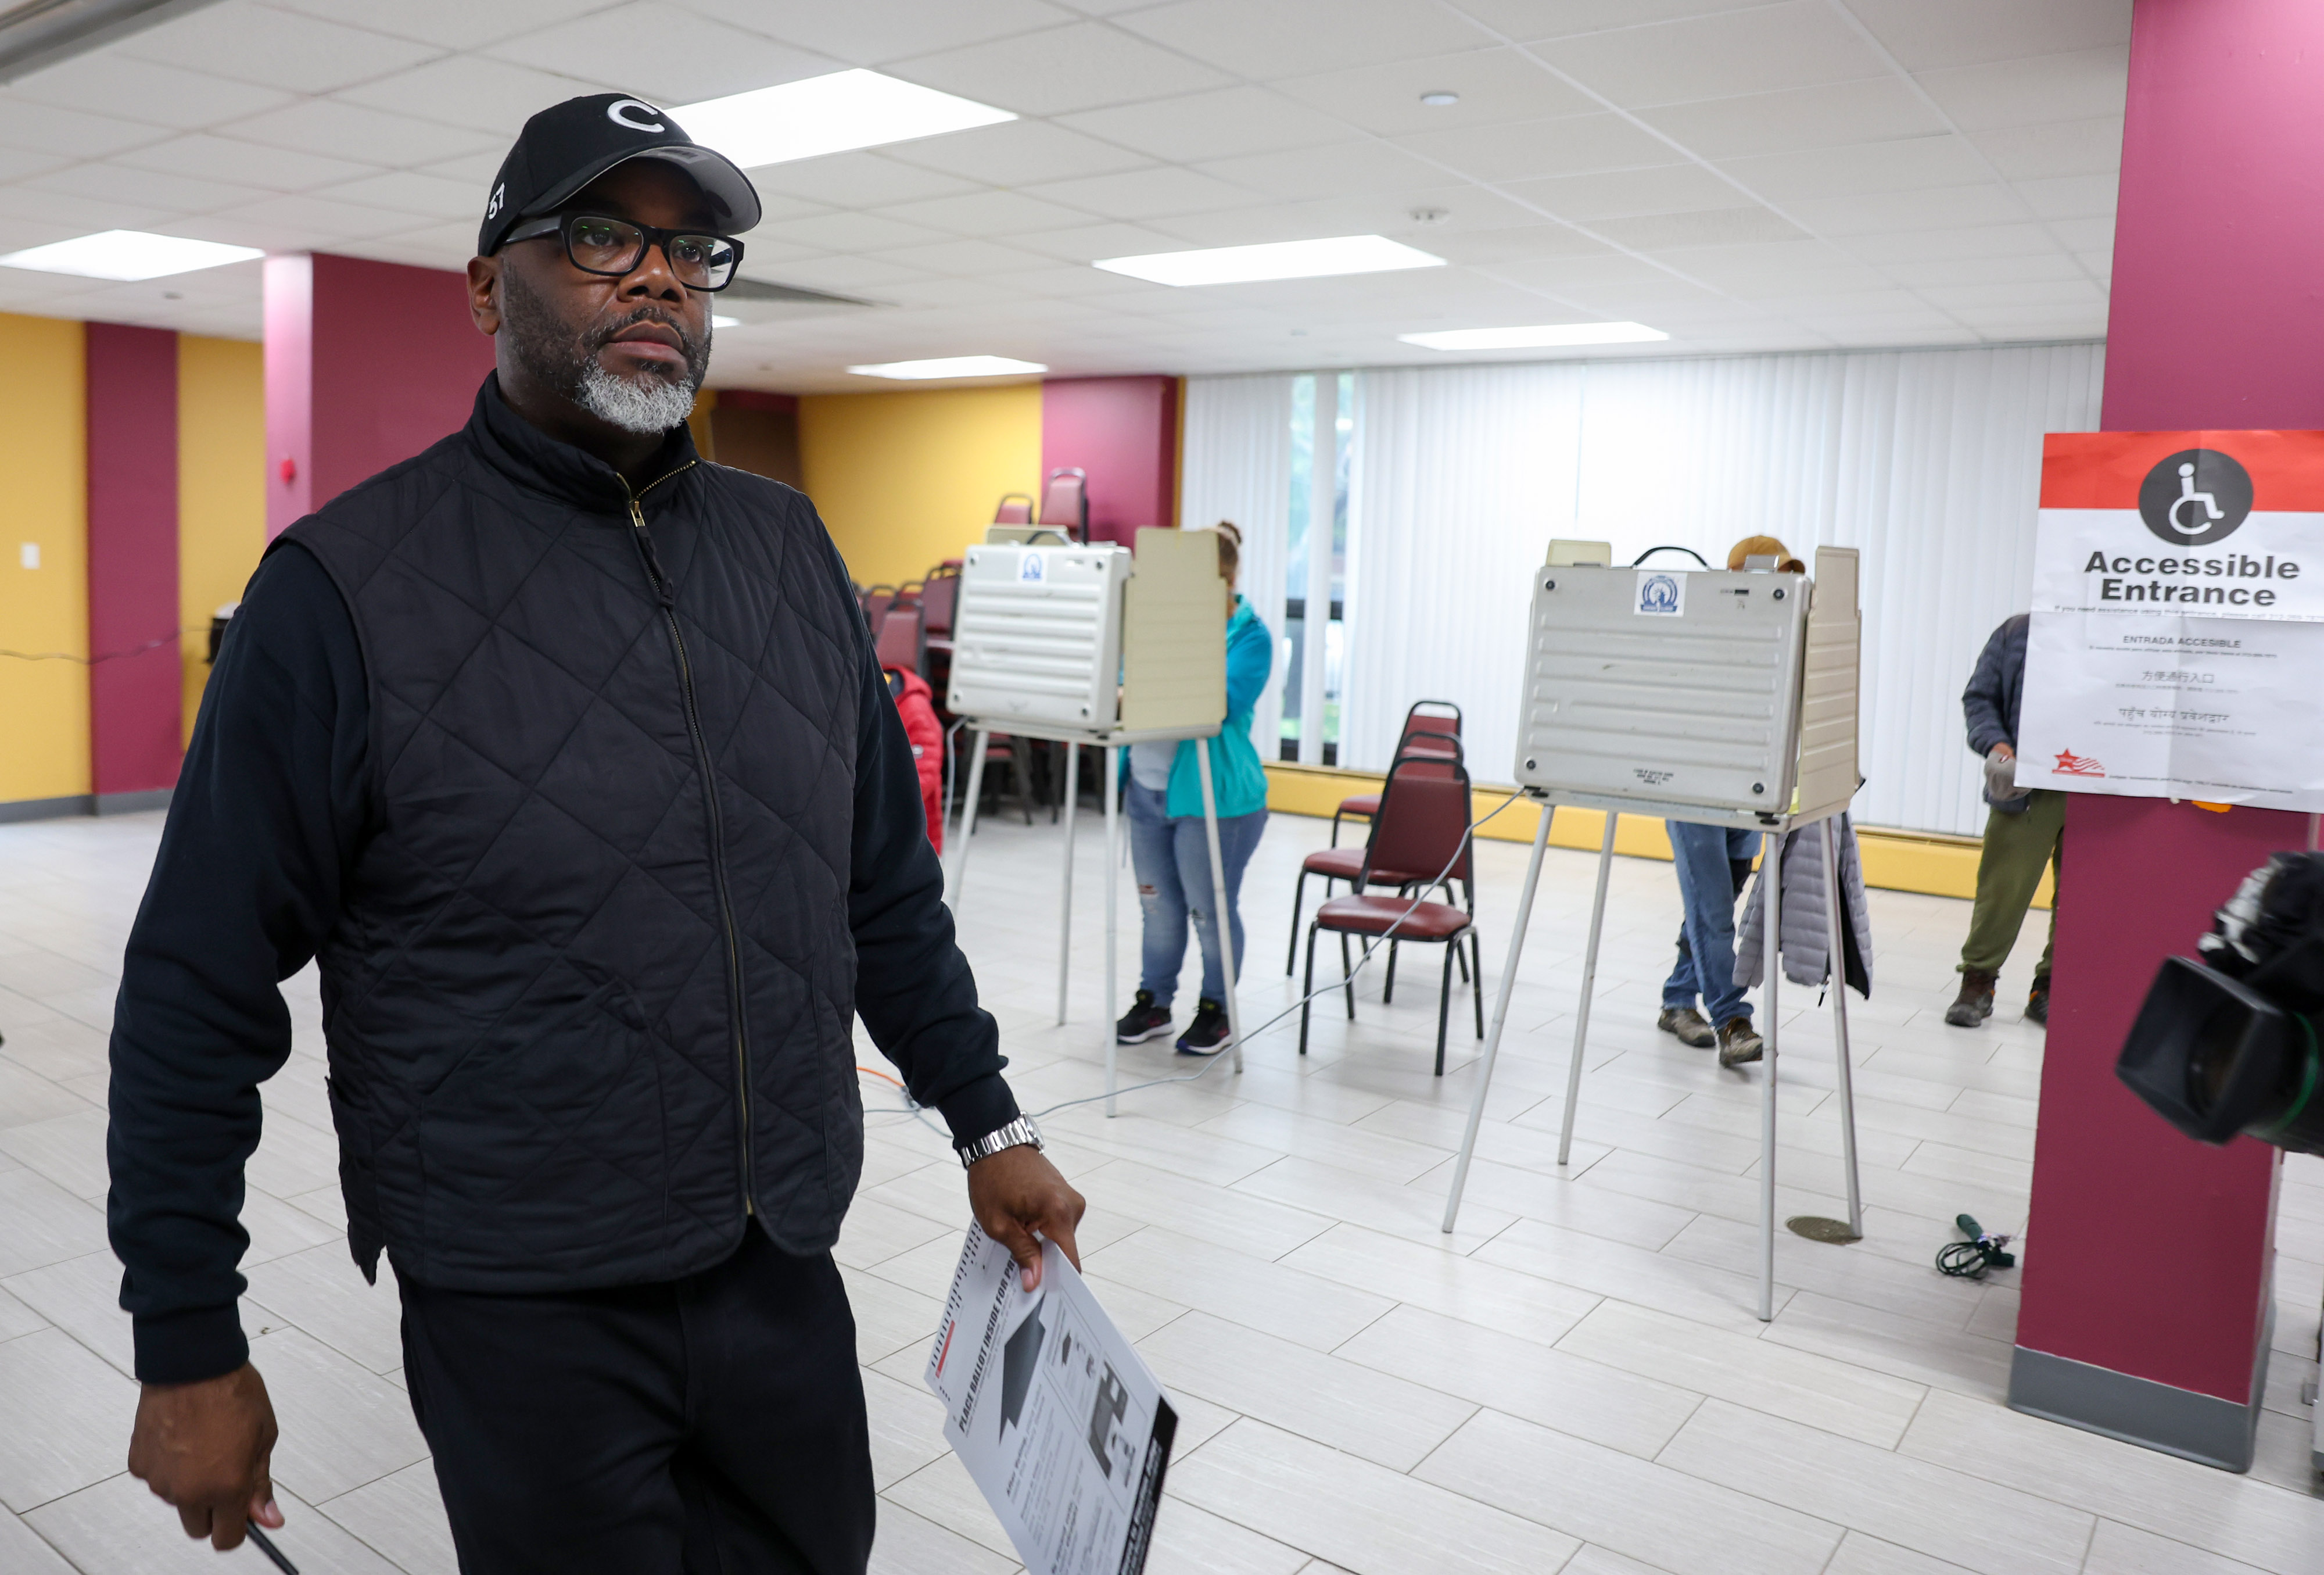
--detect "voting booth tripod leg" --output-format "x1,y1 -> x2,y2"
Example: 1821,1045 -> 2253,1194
1194,743 -> 1244,1075
1820,814 -> 1864,1237
946,728 -> 991,910
1056,742 -> 1079,1027
1758,827 -> 1783,1323
1442,800 -> 1555,1234
1104,746 -> 1121,1117
1555,812 -> 1622,1168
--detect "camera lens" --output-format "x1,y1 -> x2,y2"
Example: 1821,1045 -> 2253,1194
2188,1006 -> 2247,1112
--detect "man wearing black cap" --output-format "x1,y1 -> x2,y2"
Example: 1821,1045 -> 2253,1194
106,95 -> 1082,1573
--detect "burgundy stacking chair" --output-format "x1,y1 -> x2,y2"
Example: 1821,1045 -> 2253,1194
1038,468 -> 1088,542
1332,700 -> 1464,844
874,602 -> 925,676
862,585 -> 898,636
1299,756 -> 1483,1075
994,493 -> 1034,525
1288,743 -> 1465,974
917,569 -> 960,638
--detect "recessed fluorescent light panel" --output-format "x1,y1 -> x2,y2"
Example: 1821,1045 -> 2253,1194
1400,321 -> 1669,350
674,70 -> 1014,169
1094,235 -> 1445,287
847,356 -> 1047,381
711,314 -> 741,328
0,230 -> 262,281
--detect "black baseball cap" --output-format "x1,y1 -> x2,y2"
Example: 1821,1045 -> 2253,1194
478,93 -> 762,257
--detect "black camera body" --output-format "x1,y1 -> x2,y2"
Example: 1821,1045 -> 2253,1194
2118,853 -> 2324,1154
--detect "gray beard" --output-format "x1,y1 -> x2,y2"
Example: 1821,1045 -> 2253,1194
576,360 -> 700,435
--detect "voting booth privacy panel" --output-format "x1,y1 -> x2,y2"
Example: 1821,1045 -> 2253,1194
945,527 -> 1242,1104
1447,544 -> 1865,1322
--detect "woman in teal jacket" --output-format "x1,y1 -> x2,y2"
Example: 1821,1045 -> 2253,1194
1115,525 -> 1274,1055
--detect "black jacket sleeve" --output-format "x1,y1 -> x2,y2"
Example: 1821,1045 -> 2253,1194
831,548 -> 1020,1144
107,543 -> 371,1385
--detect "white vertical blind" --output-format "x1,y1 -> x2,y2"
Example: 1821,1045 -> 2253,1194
1178,374 -> 1294,763
1190,343 -> 2105,836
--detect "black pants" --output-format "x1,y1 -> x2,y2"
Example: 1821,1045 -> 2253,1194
398,1228 -> 876,1575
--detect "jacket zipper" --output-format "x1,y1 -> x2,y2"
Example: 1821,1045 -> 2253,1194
622,461 -> 756,1219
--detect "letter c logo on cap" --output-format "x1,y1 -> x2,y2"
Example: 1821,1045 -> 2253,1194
607,99 -> 666,133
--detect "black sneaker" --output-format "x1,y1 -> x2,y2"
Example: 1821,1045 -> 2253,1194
2026,975 -> 2050,1025
1177,998 -> 1231,1057
1116,990 -> 1172,1044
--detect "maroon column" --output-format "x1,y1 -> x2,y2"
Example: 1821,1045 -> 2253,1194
267,253 -> 497,539
1041,377 -> 1179,547
85,323 -> 181,808
2010,0 -> 2324,1469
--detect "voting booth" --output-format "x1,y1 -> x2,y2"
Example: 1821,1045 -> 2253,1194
1441,543 -> 1866,1318
946,527 -> 1242,1104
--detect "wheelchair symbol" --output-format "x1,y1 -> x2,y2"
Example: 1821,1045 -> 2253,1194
2168,462 -> 2225,536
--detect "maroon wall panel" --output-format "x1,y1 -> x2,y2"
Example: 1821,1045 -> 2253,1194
1041,377 -> 1178,547
85,322 -> 181,799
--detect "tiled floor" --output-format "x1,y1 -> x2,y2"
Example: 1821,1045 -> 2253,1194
3,803 -> 2322,1574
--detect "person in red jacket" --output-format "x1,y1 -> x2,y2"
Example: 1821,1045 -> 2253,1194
886,665 -> 944,853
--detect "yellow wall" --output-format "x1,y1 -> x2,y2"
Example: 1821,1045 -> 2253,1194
1264,762 -> 2053,909
798,384 -> 1042,586
177,335 -> 266,744
0,316 -> 87,806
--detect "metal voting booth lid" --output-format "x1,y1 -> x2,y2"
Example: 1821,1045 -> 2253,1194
1511,546 -> 1861,828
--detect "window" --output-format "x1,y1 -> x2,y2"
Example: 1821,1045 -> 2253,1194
1281,371 -> 1353,765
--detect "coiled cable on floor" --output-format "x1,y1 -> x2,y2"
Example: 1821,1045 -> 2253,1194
1936,1214 -> 2016,1278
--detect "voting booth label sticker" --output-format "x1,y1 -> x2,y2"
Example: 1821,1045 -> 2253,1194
1635,571 -> 1685,616
1018,552 -> 1045,583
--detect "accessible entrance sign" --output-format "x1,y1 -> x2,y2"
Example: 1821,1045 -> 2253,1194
2017,430 -> 2324,809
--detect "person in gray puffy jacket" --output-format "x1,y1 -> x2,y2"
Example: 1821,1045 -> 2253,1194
1949,613 -> 2062,1028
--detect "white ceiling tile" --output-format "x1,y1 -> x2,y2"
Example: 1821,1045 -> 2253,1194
334,56 -> 618,137
1913,46 -> 2128,131
1268,48 -> 1596,138
415,148 -> 513,186
754,210 -> 952,252
5,56 -> 295,131
321,170 -> 485,219
208,192 -> 413,239
1847,0 -> 2131,73
1589,206 -> 1807,252
1781,182 -> 2025,237
891,23 -> 1233,116
1536,2 -> 1892,109
880,119 -> 1149,185
119,2 -> 444,94
1113,0 -> 1490,77
1193,141 -> 1461,203
0,187 -> 173,232
118,133 -> 382,191
267,0 -> 611,51
1971,117 -> 2123,182
1499,163 -> 1742,223
486,5 -> 839,105
1716,135 -> 1992,201
864,238 -> 1057,276
21,162 -> 272,214
1640,77 -> 1946,162
2017,175 -> 2129,224
677,0 -> 1078,65
0,147 -> 74,185
1391,112 -> 1676,185
1458,0 -> 1788,44
866,276 -> 1020,309
1000,223 -> 1188,264
979,262 -> 1168,298
748,152 -> 980,208
872,189 -> 1096,237
1055,87 -> 1348,165
1844,221 -> 2057,265
1916,278 -> 2104,312
1020,165 -> 1263,221
0,101 -> 170,159
2042,216 -> 2116,254
1883,252 -> 2085,289
1139,184 -> 1540,248
212,99 -> 499,167
759,254 -> 933,291
1421,223 -> 1608,266
1653,238 -> 1867,280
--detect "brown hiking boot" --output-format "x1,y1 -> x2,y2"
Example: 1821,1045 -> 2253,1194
1658,1006 -> 1716,1048
1716,1016 -> 1763,1067
1946,967 -> 1997,1028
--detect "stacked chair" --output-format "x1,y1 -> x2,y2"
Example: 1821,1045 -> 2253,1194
1333,700 -> 1461,844
1297,753 -> 1484,1075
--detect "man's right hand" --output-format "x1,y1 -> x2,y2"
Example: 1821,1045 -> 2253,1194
127,1363 -> 282,1551
1992,742 -> 2015,761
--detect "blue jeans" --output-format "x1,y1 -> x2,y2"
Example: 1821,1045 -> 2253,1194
1662,820 -> 1762,1026
1127,780 -> 1266,1004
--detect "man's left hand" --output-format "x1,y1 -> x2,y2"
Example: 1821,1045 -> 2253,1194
967,1145 -> 1085,1290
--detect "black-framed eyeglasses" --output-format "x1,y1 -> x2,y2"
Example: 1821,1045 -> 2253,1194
501,213 -> 744,292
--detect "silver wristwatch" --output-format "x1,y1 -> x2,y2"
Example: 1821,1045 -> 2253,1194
955,1115 -> 1043,1169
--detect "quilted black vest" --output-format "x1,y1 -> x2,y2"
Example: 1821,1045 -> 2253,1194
281,379 -> 865,1291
